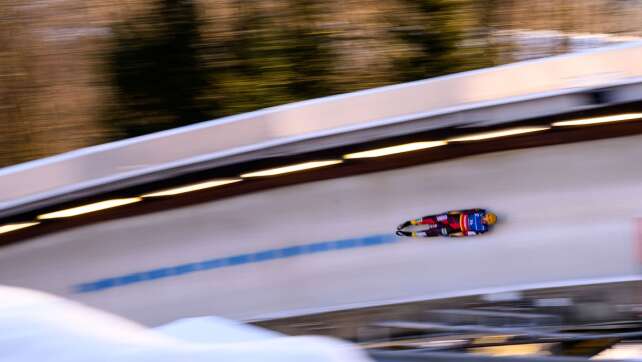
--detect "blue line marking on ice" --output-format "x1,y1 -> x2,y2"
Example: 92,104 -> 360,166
74,233 -> 400,293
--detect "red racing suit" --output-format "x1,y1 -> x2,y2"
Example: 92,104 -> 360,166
396,209 -> 490,237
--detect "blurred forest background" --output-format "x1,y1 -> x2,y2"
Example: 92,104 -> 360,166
2,0 -> 642,167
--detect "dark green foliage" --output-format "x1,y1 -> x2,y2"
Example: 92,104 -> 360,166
103,0 -> 479,139
105,0 -> 220,138
215,1 -> 337,114
104,0 -> 338,137
389,0 -> 466,82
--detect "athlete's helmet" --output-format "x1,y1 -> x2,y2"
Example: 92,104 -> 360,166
483,212 -> 497,225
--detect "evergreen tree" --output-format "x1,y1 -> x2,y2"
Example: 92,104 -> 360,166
216,0 -> 337,115
105,0 -> 219,138
390,0 -> 466,82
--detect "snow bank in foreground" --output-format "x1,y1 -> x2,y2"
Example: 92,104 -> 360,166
0,285 -> 371,362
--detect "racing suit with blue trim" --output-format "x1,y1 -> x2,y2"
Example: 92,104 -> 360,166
396,209 -> 490,237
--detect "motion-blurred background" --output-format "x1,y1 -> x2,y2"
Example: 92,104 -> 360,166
2,0 -> 642,167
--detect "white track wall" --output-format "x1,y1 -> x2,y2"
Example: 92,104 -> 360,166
3,42 -> 642,208
1,135 -> 641,325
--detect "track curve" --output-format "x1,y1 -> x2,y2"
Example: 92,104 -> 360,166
1,135 -> 641,325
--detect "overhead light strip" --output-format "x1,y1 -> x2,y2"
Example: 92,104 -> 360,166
142,179 -> 241,197
0,222 -> 39,235
448,126 -> 550,142
38,198 -> 142,219
241,160 -> 342,178
343,141 -> 447,159
552,113 -> 642,127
